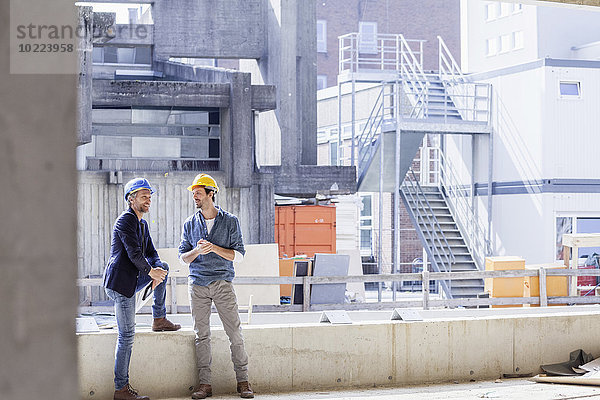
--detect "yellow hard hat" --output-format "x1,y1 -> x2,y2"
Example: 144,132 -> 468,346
187,173 -> 220,193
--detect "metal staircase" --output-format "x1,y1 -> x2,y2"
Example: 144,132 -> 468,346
339,34 -> 492,299
401,149 -> 491,298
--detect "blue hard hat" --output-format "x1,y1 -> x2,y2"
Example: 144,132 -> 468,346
124,178 -> 155,201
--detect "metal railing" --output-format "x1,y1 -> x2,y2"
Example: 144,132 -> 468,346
438,36 -> 465,84
397,75 -> 492,125
436,149 -> 491,269
355,81 -> 398,183
402,169 -> 455,298
338,33 -> 426,74
77,268 -> 600,313
437,36 -> 492,124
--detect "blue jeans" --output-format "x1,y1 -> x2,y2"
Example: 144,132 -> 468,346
105,261 -> 169,390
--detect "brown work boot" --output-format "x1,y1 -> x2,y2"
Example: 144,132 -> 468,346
152,317 -> 181,332
114,384 -> 150,400
237,381 -> 254,398
191,384 -> 212,399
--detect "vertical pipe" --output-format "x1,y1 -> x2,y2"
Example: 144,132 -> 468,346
438,37 -> 442,77
351,78 -> 356,167
487,87 -> 494,253
378,87 -> 385,302
338,81 -> 342,166
393,81 -> 401,301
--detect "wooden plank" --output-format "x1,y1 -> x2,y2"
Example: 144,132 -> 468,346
291,260 -> 312,305
571,245 -> 579,297
539,267 -> 548,307
563,233 -> 600,248
422,270 -> 430,310
303,276 -> 311,312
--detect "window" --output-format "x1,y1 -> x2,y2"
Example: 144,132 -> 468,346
92,47 -> 103,63
513,3 -> 523,13
117,47 -> 135,64
513,31 -> 523,49
556,216 -> 600,260
499,34 -> 512,53
329,141 -> 338,165
92,46 -> 152,65
486,38 -> 498,56
317,75 -> 327,90
499,2 -> 512,17
317,20 -> 327,53
128,7 -> 139,24
359,195 -> 373,254
559,81 -> 581,98
359,21 -> 377,54
485,2 -> 498,20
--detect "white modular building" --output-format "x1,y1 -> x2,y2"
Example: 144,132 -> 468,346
453,1 -> 600,263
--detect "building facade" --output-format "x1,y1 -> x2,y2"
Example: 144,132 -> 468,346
453,1 -> 600,264
316,0 -> 461,89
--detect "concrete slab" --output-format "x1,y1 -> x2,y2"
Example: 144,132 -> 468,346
158,378 -> 600,400
79,307 -> 600,399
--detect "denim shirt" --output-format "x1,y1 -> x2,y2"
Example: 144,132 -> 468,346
179,206 -> 246,287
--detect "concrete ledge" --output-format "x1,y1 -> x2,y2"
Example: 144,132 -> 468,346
78,309 -> 600,399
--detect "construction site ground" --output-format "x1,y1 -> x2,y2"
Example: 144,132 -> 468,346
160,378 -> 600,400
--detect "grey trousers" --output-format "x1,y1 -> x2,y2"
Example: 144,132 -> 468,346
189,280 -> 249,384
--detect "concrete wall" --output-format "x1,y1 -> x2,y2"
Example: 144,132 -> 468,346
153,0 -> 266,60
78,309 -> 600,399
1,0 -> 79,398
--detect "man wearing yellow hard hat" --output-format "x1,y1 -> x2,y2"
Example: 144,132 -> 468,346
178,174 -> 254,399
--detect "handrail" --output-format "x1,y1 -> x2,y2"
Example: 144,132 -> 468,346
78,268 -> 600,311
338,32 -> 426,74
436,149 -> 491,269
356,82 -> 399,183
437,36 -> 465,84
402,168 -> 456,298
397,75 -> 491,125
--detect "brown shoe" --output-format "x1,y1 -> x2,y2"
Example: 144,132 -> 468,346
114,384 -> 150,400
152,317 -> 181,332
237,381 -> 254,398
191,384 -> 212,399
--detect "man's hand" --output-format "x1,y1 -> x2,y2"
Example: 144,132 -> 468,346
149,267 -> 167,289
196,239 -> 214,255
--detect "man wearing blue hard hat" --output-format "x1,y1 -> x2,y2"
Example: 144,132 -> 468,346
104,177 -> 181,400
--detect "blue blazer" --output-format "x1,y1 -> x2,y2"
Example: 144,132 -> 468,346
103,208 -> 162,298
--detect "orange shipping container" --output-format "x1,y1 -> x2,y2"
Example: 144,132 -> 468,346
275,205 -> 336,258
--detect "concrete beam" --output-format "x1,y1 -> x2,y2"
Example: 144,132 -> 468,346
92,80 -> 230,108
93,24 -> 154,46
77,310 -> 600,399
263,165 -> 357,197
251,85 -> 277,112
153,0 -> 266,59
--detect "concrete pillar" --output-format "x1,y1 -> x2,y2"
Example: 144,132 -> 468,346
78,6 -> 92,145
229,72 -> 254,187
0,1 -> 79,399
296,0 -> 317,166
259,0 -> 317,168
